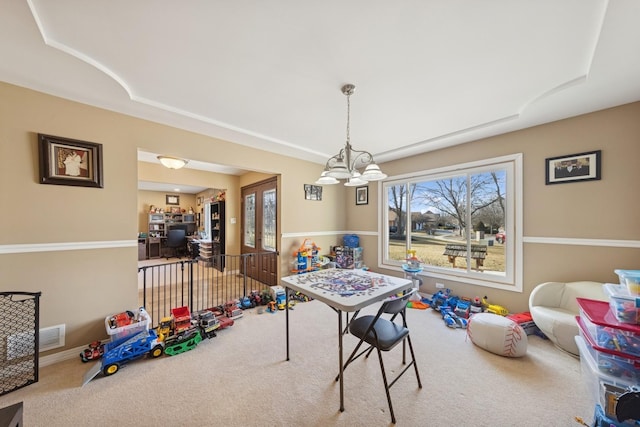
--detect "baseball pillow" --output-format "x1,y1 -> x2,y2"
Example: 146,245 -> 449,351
467,312 -> 527,357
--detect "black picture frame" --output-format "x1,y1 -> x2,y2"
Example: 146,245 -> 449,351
304,184 -> 322,201
166,195 -> 180,205
356,186 -> 368,205
38,133 -> 104,188
545,150 -> 601,185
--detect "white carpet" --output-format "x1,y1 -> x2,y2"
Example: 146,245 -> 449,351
0,300 -> 594,426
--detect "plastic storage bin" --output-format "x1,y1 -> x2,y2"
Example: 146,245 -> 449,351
591,404 -> 639,427
105,309 -> 151,340
576,335 -> 637,422
333,246 -> 363,269
577,316 -> 640,382
614,269 -> 640,294
604,283 -> 640,324
343,234 -> 359,248
577,298 -> 640,357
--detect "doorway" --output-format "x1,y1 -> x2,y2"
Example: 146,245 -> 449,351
241,177 -> 278,286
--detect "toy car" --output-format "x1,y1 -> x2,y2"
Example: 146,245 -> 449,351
239,296 -> 253,309
249,290 -> 262,306
107,310 -> 135,329
80,340 -> 105,362
217,316 -> 234,329
495,232 -> 506,244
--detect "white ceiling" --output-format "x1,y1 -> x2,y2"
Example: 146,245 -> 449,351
3,1 -> 640,186
137,150 -> 245,194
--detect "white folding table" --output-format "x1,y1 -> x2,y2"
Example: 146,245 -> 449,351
281,268 -> 413,412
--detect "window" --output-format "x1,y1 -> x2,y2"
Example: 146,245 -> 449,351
381,154 -> 522,292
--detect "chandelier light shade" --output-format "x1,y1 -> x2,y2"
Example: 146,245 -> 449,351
315,171 -> 339,185
317,84 -> 387,186
157,155 -> 188,169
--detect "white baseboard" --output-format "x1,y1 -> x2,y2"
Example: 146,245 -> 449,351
40,345 -> 87,367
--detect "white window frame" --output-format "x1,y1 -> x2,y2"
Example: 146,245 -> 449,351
378,154 -> 523,292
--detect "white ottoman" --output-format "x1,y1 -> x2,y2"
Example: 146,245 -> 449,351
467,313 -> 528,357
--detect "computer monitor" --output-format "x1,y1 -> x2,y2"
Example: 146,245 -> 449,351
168,223 -> 196,236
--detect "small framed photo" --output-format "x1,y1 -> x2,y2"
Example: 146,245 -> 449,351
545,150 -> 601,185
38,133 -> 104,188
356,186 -> 368,205
166,194 -> 180,205
304,184 -> 322,201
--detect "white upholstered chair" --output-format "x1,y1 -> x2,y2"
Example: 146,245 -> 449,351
529,281 -> 607,356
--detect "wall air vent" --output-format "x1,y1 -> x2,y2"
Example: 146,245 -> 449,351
39,324 -> 65,352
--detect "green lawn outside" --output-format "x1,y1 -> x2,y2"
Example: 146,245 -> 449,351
388,233 -> 506,272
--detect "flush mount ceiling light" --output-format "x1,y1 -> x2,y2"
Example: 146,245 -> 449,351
315,84 -> 387,186
157,155 -> 188,169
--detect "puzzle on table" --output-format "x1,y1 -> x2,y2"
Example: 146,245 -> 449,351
294,270 -> 389,297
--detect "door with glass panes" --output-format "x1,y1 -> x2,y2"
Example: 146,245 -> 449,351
241,177 -> 278,286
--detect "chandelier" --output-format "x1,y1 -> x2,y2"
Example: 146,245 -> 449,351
315,84 -> 387,186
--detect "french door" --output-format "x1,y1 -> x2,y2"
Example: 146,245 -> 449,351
241,177 -> 278,286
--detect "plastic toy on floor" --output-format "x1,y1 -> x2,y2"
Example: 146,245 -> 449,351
482,296 -> 509,316
441,306 -> 468,328
425,288 -> 451,311
470,296 -> 484,314
291,238 -> 322,274
454,299 -> 471,319
266,301 -> 277,313
407,300 -> 429,309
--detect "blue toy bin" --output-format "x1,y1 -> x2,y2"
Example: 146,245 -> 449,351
343,234 -> 359,248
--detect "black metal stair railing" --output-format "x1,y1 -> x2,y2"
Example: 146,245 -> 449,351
138,252 -> 277,327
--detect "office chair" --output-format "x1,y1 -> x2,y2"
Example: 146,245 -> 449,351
339,290 -> 422,424
165,229 -> 186,259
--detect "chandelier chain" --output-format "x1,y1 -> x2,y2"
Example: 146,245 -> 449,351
346,90 -> 351,146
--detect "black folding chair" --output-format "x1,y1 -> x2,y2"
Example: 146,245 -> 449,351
338,290 -> 422,424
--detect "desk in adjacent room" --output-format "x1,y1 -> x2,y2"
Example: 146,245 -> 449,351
281,268 -> 412,413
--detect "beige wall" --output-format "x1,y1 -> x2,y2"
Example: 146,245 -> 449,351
0,82 -> 332,354
351,102 -> 640,312
2,79 -> 639,354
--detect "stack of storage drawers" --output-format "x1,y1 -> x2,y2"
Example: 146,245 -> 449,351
331,246 -> 363,269
575,278 -> 640,426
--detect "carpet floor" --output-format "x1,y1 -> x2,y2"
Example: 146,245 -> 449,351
0,299 -> 595,426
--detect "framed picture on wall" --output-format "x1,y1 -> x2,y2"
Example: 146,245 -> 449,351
304,184 -> 322,201
356,186 -> 368,205
166,194 -> 180,205
38,133 -> 104,188
545,150 -> 601,185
